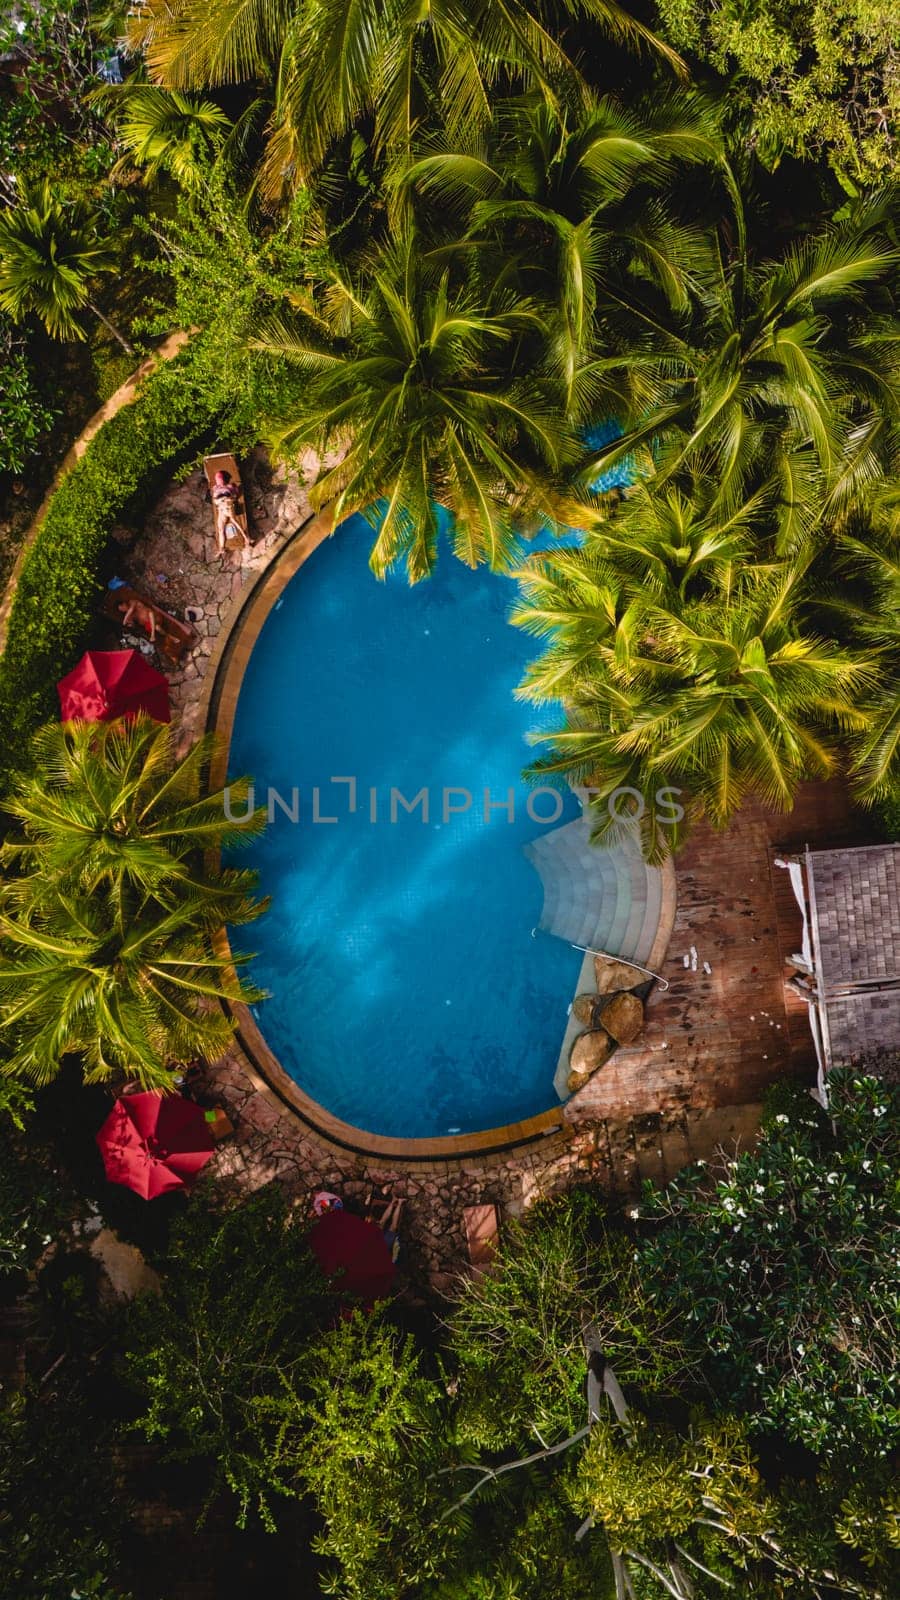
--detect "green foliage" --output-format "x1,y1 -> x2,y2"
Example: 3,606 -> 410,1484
657,0 -> 900,188
0,1385 -> 131,1600
126,1184 -> 335,1528
430,1484 -> 618,1600
102,84 -> 230,191
0,1112 -> 63,1278
637,1070 -> 900,1460
0,716 -> 267,1088
129,0 -> 681,202
300,1314 -> 453,1600
871,786 -> 900,840
259,221 -> 572,582
449,1189 -> 693,1452
0,0 -> 114,190
0,180 -> 120,342
571,1413 -> 772,1547
0,341 -> 226,785
0,318 -> 57,475
138,167 -> 318,449
511,196 -> 900,840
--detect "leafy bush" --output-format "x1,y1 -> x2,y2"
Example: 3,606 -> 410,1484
449,1189 -> 694,1451
0,322 -> 57,476
636,1070 -> 900,1460
0,1113 -> 65,1282
0,1386 -> 131,1600
0,344 -> 226,789
657,0 -> 900,189
126,1184 -> 335,1527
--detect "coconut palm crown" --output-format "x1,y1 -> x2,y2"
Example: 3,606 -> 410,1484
129,0 -> 683,198
0,717 -> 267,1090
0,181 -> 133,351
257,225 -> 574,581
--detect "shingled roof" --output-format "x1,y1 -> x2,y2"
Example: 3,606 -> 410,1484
806,844 -> 900,1068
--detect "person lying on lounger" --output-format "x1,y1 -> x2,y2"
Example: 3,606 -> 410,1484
212,470 -> 246,553
366,1192 -> 406,1261
118,597 -> 156,642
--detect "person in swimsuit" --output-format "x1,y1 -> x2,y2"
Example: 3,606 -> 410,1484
212,469 -> 246,553
118,597 -> 157,642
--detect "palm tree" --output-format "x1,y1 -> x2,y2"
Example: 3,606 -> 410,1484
0,181 -> 135,353
101,84 -> 231,192
0,718 -> 267,1089
128,0 -> 683,199
256,226 -> 573,581
405,94 -> 722,414
514,529 -> 878,844
578,207 -> 900,533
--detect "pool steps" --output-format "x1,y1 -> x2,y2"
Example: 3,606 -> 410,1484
523,816 -> 665,1100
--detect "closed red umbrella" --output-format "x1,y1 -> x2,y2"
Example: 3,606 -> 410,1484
58,649 -> 170,724
96,1091 -> 214,1199
309,1209 -> 397,1302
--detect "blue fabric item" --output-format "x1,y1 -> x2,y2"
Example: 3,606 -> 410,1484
98,53 -> 124,84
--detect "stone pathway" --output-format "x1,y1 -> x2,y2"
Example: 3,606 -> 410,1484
104,445 -> 319,746
105,452 -> 855,1293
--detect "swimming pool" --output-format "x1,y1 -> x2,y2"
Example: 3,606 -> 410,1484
228,515 -> 626,1139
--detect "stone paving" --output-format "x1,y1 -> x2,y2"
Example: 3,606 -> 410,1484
105,453 -> 862,1293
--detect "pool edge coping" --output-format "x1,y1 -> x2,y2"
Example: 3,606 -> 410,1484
200,509 -> 676,1163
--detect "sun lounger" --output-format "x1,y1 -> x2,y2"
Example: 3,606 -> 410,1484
464,1203 -> 500,1274
204,452 -> 251,551
101,583 -> 197,667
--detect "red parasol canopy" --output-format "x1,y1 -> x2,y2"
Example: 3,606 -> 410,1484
309,1208 -> 397,1302
96,1091 -> 214,1199
57,649 -> 170,724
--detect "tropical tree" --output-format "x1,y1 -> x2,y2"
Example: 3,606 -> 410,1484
0,180 -> 134,352
128,0 -> 683,199
100,83 -> 231,191
637,1071 -> 900,1463
405,93 -> 723,414
0,717 -> 267,1089
579,204 -> 900,533
514,533 -> 877,841
656,0 -> 900,190
257,224 -> 572,581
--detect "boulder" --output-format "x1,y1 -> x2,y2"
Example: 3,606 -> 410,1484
598,990 -> 644,1044
594,955 -> 642,993
567,1027 -> 613,1093
572,993 -> 600,1025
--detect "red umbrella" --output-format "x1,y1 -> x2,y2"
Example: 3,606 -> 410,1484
309,1209 -> 397,1302
58,649 -> 170,724
96,1092 -> 214,1199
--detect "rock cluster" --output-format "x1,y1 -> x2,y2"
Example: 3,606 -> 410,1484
566,956 -> 651,1093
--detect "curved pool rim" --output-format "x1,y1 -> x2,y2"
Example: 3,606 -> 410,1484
201,505 -> 676,1162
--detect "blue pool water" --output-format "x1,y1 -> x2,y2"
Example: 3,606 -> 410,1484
228,514 -> 588,1138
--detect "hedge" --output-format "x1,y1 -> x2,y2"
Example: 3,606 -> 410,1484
0,348 -> 227,789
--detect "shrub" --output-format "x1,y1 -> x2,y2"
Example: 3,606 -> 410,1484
636,1070 -> 900,1461
0,344 -> 226,789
